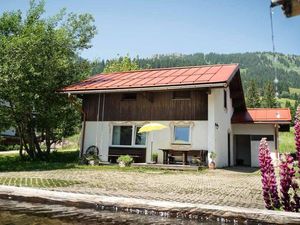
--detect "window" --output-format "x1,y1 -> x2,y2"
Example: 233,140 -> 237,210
135,126 -> 146,145
122,93 -> 137,101
112,125 -> 146,146
174,126 -> 190,143
112,126 -> 132,145
173,91 -> 191,100
224,90 -> 227,109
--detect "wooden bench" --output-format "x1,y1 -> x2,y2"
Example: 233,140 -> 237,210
108,147 -> 146,163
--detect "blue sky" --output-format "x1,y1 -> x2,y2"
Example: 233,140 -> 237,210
1,0 -> 300,60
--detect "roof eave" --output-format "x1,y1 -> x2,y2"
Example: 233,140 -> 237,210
231,121 -> 291,124
60,82 -> 227,94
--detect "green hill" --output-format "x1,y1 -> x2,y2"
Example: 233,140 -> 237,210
93,52 -> 300,93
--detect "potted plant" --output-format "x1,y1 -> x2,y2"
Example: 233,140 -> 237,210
151,152 -> 158,163
117,155 -> 133,167
209,152 -> 217,169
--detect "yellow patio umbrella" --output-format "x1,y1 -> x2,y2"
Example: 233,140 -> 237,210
138,123 -> 167,133
138,123 -> 167,163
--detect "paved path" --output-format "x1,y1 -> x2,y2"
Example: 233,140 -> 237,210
1,185 -> 300,224
0,167 -> 265,209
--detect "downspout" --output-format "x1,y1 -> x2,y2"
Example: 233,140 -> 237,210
67,94 -> 87,158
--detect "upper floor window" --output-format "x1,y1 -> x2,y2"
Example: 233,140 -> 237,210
174,126 -> 190,144
224,89 -> 227,109
122,93 -> 137,101
172,91 -> 191,100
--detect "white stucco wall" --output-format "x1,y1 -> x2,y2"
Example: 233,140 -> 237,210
232,124 -> 276,167
82,121 -> 208,163
208,87 -> 233,167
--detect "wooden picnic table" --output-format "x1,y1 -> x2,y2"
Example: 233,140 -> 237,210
159,148 -> 208,165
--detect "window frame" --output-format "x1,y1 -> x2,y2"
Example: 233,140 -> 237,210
172,125 -> 192,145
110,125 -> 146,148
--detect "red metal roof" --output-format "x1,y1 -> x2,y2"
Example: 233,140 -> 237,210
231,108 -> 291,124
61,64 -> 239,93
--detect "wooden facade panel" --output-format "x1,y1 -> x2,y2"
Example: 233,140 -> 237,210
83,90 -> 208,121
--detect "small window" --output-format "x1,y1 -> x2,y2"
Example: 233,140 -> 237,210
112,126 -> 132,145
174,126 -> 190,143
122,93 -> 137,101
224,90 -> 227,109
135,126 -> 146,145
173,91 -> 191,100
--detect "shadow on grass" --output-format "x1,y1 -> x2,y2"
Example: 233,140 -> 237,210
0,151 -> 79,172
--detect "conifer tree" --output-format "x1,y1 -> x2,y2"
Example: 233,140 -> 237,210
246,79 -> 261,108
262,81 -> 277,108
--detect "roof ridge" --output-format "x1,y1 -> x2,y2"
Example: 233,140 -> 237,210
98,63 -> 239,76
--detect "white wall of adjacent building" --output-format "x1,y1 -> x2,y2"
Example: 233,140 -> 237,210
232,124 -> 276,167
0,128 -> 16,137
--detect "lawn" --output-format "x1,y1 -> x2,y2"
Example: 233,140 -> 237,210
277,97 -> 295,107
289,87 -> 300,94
279,127 -> 295,153
0,150 -> 193,174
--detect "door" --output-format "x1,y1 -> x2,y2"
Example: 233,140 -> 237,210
235,135 -> 251,166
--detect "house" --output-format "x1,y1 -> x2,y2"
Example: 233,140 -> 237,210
61,64 -> 291,167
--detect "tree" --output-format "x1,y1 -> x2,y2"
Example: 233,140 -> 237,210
0,0 -> 96,160
262,81 -> 277,108
246,79 -> 261,108
103,55 -> 140,73
285,100 -> 291,108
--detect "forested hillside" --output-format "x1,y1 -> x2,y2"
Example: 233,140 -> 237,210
92,52 -> 300,92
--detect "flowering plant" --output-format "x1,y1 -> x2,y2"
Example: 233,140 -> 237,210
258,138 -> 280,209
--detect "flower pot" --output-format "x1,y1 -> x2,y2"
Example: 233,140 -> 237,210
119,161 -> 126,167
209,161 -> 216,169
88,160 -> 95,166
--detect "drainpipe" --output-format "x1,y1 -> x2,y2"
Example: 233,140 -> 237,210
67,94 -> 87,158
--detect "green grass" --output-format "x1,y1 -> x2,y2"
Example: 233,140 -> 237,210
0,177 -> 81,188
279,128 -> 295,153
60,133 -> 80,151
277,98 -> 295,107
0,150 -> 202,174
0,150 -> 80,172
289,87 -> 300,94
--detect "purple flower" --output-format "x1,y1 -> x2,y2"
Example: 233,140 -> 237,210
294,106 -> 300,175
259,138 -> 280,209
279,154 -> 299,212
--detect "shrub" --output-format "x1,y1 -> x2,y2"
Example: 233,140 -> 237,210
209,152 -> 217,161
151,152 -> 158,162
117,155 -> 133,167
0,145 -> 8,151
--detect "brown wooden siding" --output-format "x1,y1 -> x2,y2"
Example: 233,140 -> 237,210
83,90 -> 208,121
